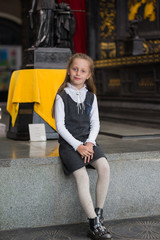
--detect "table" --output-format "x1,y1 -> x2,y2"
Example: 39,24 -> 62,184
7,69 -> 66,131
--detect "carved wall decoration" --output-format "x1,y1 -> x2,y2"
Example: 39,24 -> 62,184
99,0 -> 116,59
143,40 -> 160,54
127,0 -> 160,38
118,39 -> 160,56
108,78 -> 121,88
94,0 -> 160,98
116,0 -> 160,41
100,42 -> 116,59
128,0 -> 156,21
94,53 -> 160,68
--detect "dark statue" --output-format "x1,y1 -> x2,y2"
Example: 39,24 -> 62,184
29,0 -> 56,47
128,15 -> 142,39
8,0 -> 75,141
125,15 -> 144,56
29,0 -> 76,49
54,2 -> 76,49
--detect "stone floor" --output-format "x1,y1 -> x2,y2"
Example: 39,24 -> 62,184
1,107 -> 160,159
1,215 -> 160,240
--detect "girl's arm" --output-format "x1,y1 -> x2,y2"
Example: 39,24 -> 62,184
85,94 -> 100,145
55,94 -> 83,151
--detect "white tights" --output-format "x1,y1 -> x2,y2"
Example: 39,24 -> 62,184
73,157 -> 110,219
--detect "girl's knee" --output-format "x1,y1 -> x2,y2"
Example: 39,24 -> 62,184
98,157 -> 110,176
91,157 -> 110,176
103,161 -> 110,175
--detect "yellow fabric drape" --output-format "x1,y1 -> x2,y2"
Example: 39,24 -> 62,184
7,69 -> 66,130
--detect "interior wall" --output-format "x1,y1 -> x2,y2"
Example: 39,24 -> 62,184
0,0 -> 22,102
0,0 -> 21,20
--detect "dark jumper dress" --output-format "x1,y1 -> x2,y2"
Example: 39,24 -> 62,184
58,90 -> 106,175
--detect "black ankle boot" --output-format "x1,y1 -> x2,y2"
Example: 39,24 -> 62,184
87,216 -> 112,240
95,208 -> 104,225
95,208 -> 112,239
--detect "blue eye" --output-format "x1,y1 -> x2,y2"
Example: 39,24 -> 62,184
73,68 -> 76,71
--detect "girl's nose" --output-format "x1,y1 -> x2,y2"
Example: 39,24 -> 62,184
76,69 -> 80,75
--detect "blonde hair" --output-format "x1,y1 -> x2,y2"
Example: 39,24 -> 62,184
52,53 -> 96,117
58,53 -> 96,94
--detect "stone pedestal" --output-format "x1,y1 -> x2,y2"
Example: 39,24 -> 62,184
7,104 -> 59,140
7,103 -> 33,140
7,47 -> 71,140
23,47 -> 71,69
124,38 -> 144,56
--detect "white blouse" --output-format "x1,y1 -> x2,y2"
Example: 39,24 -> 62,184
55,83 -> 100,150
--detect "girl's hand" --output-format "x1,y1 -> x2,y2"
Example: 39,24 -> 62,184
85,142 -> 94,151
77,144 -> 94,163
85,142 -> 94,160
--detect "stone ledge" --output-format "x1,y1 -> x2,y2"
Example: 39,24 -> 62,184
1,151 -> 160,230
1,151 -> 160,167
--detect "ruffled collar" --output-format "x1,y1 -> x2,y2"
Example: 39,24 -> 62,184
66,82 -> 86,92
66,83 -> 86,114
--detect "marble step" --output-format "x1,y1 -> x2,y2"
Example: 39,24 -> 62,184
99,100 -> 160,127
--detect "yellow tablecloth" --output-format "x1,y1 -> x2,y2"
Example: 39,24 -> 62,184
7,69 -> 66,130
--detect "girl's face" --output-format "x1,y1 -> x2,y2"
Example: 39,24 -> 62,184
68,58 -> 91,90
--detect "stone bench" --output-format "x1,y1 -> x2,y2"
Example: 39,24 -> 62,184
1,151 -> 160,230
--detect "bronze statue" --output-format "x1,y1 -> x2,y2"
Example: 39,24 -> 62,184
29,0 -> 56,47
54,2 -> 76,50
29,0 -> 76,50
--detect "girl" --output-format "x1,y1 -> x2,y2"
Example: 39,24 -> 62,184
54,53 -> 112,240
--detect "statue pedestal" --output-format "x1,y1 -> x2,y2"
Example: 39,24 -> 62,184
7,104 -> 59,140
124,38 -> 144,56
7,103 -> 34,140
23,47 -> 71,69
7,48 -> 71,140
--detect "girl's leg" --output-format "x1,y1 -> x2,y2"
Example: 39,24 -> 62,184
89,157 -> 112,238
73,165 -> 112,239
90,157 -> 110,209
73,167 -> 97,219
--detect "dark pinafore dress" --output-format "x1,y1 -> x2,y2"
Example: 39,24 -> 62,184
58,90 -> 106,175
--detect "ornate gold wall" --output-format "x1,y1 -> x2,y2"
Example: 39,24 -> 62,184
128,0 -> 156,21
95,0 -> 160,98
99,0 -> 116,59
99,0 -> 160,59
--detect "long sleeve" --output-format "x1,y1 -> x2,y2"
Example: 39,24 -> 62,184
55,94 -> 83,150
85,94 -> 100,145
